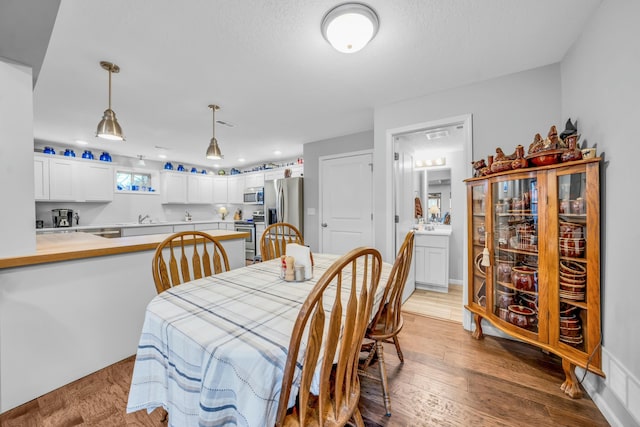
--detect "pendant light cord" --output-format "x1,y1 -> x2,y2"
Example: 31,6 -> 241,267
107,66 -> 112,110
212,107 -> 215,138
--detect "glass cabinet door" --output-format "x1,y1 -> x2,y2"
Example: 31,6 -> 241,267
492,177 -> 539,334
471,183 -> 487,308
557,172 -> 587,351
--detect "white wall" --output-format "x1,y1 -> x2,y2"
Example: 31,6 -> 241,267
302,131 -> 374,253
373,63 -> 562,262
561,1 -> 640,425
0,59 -> 35,257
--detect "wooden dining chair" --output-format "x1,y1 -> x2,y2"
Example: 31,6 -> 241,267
260,222 -> 304,261
359,230 -> 415,416
275,247 -> 383,427
152,231 -> 230,294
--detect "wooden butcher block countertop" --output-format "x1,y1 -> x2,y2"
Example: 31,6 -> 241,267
0,230 -> 249,269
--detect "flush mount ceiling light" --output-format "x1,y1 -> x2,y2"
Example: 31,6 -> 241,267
96,61 -> 125,141
206,104 -> 224,160
321,2 -> 379,53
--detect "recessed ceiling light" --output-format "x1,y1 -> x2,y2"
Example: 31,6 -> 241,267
238,158 -> 245,162
158,154 -> 167,159
75,139 -> 89,146
213,163 -> 220,168
274,150 -> 282,155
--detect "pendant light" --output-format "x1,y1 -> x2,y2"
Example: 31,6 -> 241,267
136,155 -> 146,167
96,61 -> 125,141
321,3 -> 379,53
206,104 -> 223,160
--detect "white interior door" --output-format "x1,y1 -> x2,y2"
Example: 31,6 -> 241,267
394,146 -> 416,302
320,152 -> 373,255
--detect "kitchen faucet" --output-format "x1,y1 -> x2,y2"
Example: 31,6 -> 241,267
138,214 -> 150,224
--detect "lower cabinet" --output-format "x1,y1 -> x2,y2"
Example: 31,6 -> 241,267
121,225 -> 174,237
255,223 -> 266,258
414,232 -> 450,292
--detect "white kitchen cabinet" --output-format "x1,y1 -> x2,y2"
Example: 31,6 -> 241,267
289,164 -> 304,177
244,172 -> 264,188
187,174 -> 214,204
161,171 -> 188,204
255,222 -> 266,259
173,223 -> 195,232
194,222 -> 220,231
227,175 -> 245,204
212,177 -> 228,204
163,171 -> 217,204
414,232 -> 450,292
120,224 -> 174,237
34,155 -> 50,201
34,154 -> 114,202
264,169 -> 285,181
81,162 -> 114,202
49,157 -> 78,201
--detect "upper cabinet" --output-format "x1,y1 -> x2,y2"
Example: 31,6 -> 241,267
212,176 -> 228,204
187,174 -> 213,204
244,172 -> 264,188
34,154 -> 114,202
161,171 -> 215,204
227,175 -> 245,204
161,171 -> 188,204
465,158 -> 602,398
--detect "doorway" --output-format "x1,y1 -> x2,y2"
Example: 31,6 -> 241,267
389,115 -> 473,325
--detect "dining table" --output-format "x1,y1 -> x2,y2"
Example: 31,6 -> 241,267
126,252 -> 392,427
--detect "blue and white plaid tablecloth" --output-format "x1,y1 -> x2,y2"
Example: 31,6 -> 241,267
127,253 -> 390,427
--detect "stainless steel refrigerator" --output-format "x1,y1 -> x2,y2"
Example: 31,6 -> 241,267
264,177 -> 304,234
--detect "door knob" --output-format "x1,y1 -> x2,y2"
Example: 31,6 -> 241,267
321,222 -> 328,228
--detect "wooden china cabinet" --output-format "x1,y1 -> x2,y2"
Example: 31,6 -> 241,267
465,157 -> 603,398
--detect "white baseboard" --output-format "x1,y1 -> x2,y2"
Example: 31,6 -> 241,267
578,346 -> 640,427
449,278 -> 463,286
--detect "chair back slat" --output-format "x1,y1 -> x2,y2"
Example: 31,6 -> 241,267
299,301 -> 325,426
202,244 -> 212,277
260,222 -> 304,261
275,247 -> 382,426
192,238 -> 202,280
180,237 -> 191,283
152,231 -> 231,294
168,242 -> 180,288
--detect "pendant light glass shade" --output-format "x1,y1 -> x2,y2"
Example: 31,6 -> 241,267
206,104 -> 223,160
321,3 -> 379,53
96,61 -> 125,141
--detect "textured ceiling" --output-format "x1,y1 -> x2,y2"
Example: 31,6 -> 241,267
32,0 -> 601,170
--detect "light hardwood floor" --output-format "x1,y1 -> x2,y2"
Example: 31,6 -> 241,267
0,313 -> 609,426
403,284 -> 464,323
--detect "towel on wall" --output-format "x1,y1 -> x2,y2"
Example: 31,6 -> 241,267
415,197 -> 423,218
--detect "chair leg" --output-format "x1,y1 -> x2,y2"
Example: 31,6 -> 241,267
360,341 -> 376,369
375,340 -> 391,416
393,335 -> 404,363
350,408 -> 365,427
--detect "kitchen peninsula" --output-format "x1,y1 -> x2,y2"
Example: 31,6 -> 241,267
0,229 -> 248,411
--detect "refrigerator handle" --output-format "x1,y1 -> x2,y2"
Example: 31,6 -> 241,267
277,182 -> 285,223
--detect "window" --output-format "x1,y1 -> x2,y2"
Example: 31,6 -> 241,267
116,170 -> 156,193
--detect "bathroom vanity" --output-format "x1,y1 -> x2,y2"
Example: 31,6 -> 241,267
414,226 -> 452,292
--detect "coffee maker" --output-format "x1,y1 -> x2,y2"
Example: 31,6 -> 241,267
52,209 -> 74,227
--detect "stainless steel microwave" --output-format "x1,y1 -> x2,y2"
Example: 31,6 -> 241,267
243,187 -> 264,204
